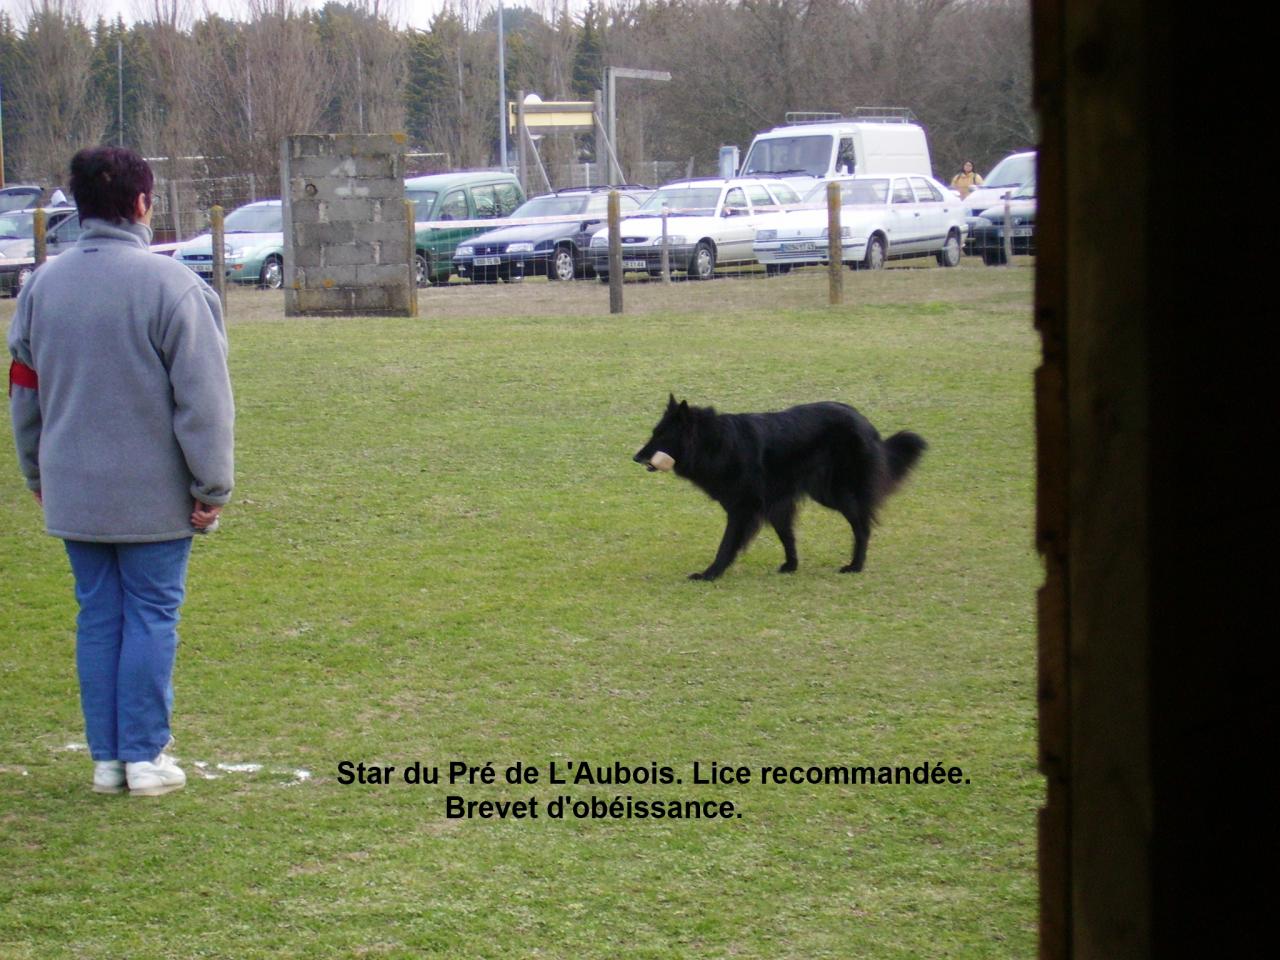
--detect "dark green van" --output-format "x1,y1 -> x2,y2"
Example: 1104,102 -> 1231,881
407,171 -> 525,285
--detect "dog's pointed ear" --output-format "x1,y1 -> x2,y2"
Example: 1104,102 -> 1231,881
678,399 -> 689,413
667,392 -> 678,411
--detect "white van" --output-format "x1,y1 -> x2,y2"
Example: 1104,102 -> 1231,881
738,109 -> 933,195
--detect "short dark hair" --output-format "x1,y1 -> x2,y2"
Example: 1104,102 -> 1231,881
68,147 -> 154,223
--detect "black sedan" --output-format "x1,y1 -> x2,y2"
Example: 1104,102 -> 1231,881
452,187 -> 649,282
969,176 -> 1036,265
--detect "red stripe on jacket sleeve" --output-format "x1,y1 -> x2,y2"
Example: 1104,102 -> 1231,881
9,360 -> 38,396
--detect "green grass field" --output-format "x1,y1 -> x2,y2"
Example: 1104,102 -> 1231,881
1,265 -> 1041,958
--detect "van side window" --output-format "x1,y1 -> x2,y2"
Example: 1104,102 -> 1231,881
892,179 -> 914,204
837,137 -> 857,175
50,215 -> 84,243
494,183 -> 522,216
473,185 -> 498,218
440,190 -> 468,220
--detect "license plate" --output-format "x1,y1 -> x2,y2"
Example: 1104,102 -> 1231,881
474,256 -> 501,266
782,241 -> 818,252
1001,227 -> 1033,238
623,259 -> 648,269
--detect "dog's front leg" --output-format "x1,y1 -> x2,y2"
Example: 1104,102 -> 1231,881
690,509 -> 761,581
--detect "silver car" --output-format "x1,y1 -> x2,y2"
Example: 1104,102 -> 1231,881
753,174 -> 968,271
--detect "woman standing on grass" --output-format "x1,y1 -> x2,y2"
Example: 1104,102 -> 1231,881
7,146 -> 234,798
951,160 -> 984,198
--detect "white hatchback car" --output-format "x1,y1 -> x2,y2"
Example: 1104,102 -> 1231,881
589,178 -> 802,280
753,174 -> 968,271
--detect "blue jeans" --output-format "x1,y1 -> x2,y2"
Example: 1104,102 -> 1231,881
64,539 -> 193,762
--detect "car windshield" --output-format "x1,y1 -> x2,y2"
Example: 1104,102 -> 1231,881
741,135 -> 832,177
1011,175 -> 1036,200
802,179 -> 889,206
223,204 -> 282,233
406,189 -> 438,213
639,187 -> 723,215
514,195 -> 589,218
0,191 -> 41,215
984,154 -> 1035,187
0,213 -> 37,239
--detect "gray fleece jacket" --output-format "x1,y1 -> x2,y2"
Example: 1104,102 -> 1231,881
8,218 -> 234,542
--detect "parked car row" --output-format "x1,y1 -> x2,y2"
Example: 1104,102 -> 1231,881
0,206 -> 81,296
6,151 -> 1036,297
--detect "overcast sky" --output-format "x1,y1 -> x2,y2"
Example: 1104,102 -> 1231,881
0,1 -> 526,32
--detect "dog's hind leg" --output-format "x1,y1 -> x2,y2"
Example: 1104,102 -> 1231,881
690,509 -> 762,581
768,501 -> 799,573
836,498 -> 872,573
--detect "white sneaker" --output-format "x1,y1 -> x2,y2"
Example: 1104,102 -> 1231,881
92,760 -> 126,795
126,753 -> 186,797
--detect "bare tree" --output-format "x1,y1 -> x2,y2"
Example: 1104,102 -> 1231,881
191,0 -> 333,190
321,0 -> 406,135
10,0 -> 109,183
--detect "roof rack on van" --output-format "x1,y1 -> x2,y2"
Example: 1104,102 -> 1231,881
784,111 -> 844,125
850,106 -> 918,123
782,107 -> 918,125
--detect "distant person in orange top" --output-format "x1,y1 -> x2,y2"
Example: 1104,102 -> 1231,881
950,160 -> 984,198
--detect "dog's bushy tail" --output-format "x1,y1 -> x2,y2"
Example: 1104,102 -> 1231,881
885,431 -> 927,488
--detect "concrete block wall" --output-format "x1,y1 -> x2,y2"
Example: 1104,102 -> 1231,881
281,134 -> 416,317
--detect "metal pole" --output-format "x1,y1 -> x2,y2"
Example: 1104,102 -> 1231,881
117,38 -> 124,146
593,91 -> 624,185
1003,193 -> 1013,265
497,0 -> 508,170
356,49 -> 364,133
0,79 -> 6,188
660,205 -> 670,282
827,181 -> 843,305
516,90 -> 528,196
607,67 -> 617,184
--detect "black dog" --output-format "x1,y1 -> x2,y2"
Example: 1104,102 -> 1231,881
634,395 -> 926,580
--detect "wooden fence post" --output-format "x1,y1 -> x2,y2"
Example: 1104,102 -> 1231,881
33,208 -> 47,267
210,204 -> 226,314
827,181 -> 843,305
406,200 -> 418,317
608,190 -> 623,314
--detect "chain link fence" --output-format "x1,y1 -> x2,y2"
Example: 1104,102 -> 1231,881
150,175 -> 262,243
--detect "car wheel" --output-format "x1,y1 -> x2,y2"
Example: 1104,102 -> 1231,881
259,256 -> 283,289
597,272 -> 610,284
936,230 -> 962,268
982,248 -> 1007,266
14,265 -> 34,295
414,253 -> 429,287
688,241 -> 715,280
862,235 -> 886,270
550,246 -> 577,281
765,263 -> 792,276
